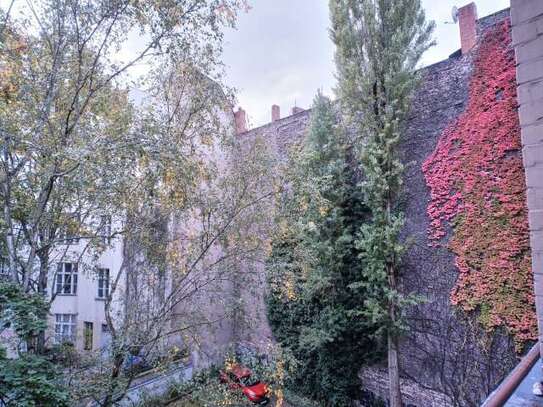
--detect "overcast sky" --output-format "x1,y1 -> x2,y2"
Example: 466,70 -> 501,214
2,0 -> 511,127
223,0 -> 510,128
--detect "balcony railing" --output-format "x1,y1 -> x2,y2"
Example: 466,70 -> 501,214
482,342 -> 540,406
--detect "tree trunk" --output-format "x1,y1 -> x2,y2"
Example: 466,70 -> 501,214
102,353 -> 123,407
1,171 -> 17,282
388,259 -> 402,407
36,251 -> 50,354
388,330 -> 402,407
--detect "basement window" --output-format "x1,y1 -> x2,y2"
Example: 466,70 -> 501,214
54,314 -> 76,344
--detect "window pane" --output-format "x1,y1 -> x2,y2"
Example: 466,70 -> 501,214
56,275 -> 62,293
105,270 -> 110,296
64,275 -> 71,294
84,322 -> 93,350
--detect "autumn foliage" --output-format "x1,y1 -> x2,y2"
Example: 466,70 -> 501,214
422,19 -> 536,349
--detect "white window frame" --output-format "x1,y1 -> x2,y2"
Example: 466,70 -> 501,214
54,314 -> 76,344
100,215 -> 112,244
97,268 -> 110,299
55,262 -> 78,295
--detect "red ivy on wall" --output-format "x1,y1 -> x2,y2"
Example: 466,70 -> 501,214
422,19 -> 536,350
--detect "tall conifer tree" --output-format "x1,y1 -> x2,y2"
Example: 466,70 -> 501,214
267,92 -> 380,406
330,1 -> 434,405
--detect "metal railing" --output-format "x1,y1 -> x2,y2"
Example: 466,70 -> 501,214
482,342 -> 540,407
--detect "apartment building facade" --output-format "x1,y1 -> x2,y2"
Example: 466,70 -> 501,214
46,226 -> 125,353
0,215 -> 126,357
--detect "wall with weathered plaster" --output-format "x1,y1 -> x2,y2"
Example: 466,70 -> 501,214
232,109 -> 311,350
512,0 -> 543,357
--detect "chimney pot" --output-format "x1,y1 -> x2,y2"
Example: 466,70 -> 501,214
458,2 -> 478,54
272,105 -> 280,122
234,107 -> 247,134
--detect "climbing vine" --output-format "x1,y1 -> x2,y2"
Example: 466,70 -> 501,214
422,19 -> 536,350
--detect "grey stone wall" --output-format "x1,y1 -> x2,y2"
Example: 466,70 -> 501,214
398,12 -> 517,406
512,0 -> 543,355
234,8 -> 521,406
238,108 -> 311,158
232,110 -> 311,351
359,366 -> 452,407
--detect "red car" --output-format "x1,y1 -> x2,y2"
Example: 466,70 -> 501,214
219,364 -> 270,405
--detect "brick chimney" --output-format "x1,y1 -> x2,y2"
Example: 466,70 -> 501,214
458,2 -> 477,54
292,106 -> 304,115
272,105 -> 280,122
234,107 -> 247,134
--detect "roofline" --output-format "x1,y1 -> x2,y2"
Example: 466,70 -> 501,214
237,107 -> 312,136
237,6 -> 511,136
479,7 -> 510,23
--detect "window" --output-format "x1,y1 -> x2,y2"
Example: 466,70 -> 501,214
0,257 -> 9,277
97,268 -> 110,299
55,263 -> 78,295
100,215 -> 112,244
54,314 -> 76,343
84,322 -> 93,350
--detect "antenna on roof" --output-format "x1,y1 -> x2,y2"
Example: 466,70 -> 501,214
451,6 -> 459,23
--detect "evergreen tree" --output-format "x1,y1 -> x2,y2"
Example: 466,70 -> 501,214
329,1 -> 434,406
0,282 -> 69,406
267,92 -> 382,406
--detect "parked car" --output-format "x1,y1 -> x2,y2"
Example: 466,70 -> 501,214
219,364 -> 270,405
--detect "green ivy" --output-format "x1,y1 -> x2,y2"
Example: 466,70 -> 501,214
0,353 -> 69,407
0,282 -> 69,406
0,282 -> 48,343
